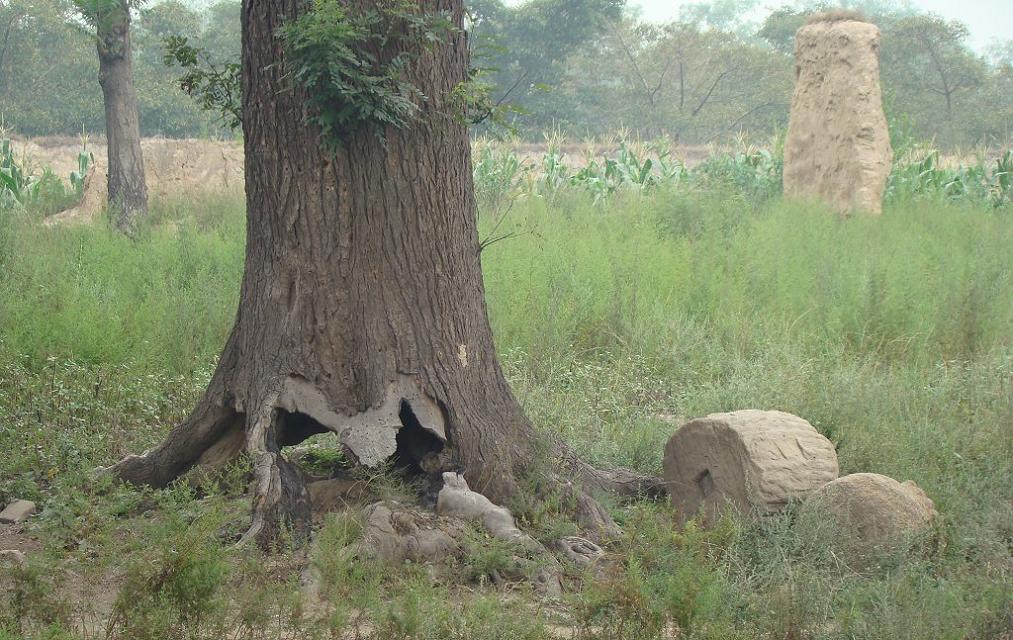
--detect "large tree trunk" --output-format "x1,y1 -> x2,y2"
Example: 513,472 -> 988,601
97,1 -> 147,234
109,0 -> 658,547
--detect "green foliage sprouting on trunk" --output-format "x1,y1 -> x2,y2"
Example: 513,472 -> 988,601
275,0 -> 456,146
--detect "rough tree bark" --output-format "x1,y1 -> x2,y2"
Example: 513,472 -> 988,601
96,0 -> 147,234
109,0 -> 659,547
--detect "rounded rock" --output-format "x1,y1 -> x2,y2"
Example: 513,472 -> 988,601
805,472 -> 937,560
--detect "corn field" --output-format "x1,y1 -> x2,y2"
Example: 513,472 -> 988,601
473,137 -> 1013,212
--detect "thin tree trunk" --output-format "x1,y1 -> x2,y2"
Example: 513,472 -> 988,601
97,1 -> 147,234
110,0 -> 659,547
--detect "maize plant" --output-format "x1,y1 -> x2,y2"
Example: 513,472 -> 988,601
648,143 -> 689,183
0,139 -> 40,208
70,148 -> 93,196
991,150 -> 1012,208
470,139 -> 1009,211
570,158 -> 624,205
693,149 -> 782,203
472,144 -> 532,214
886,150 -> 1012,207
539,148 -> 569,199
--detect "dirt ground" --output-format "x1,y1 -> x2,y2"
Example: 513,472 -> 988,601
10,136 -> 245,224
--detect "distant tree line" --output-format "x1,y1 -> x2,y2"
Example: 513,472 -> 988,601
0,0 -> 1009,148
0,0 -> 239,138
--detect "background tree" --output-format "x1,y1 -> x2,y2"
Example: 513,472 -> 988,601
198,0 -> 240,64
985,42 -> 1013,143
73,0 -> 148,233
0,0 -> 1008,149
880,14 -> 988,146
133,0 -> 206,134
0,0 -> 103,134
562,16 -> 790,141
108,0 -> 652,546
677,0 -> 761,36
756,6 -> 808,54
468,0 -> 624,132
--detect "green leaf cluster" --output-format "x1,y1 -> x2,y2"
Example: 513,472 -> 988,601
163,35 -> 243,131
276,0 -> 455,147
70,0 -> 138,28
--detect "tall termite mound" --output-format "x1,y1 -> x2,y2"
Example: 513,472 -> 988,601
783,15 -> 892,215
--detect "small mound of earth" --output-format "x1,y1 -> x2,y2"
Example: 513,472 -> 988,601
663,410 -> 839,524
307,475 -> 605,599
311,499 -> 564,598
354,501 -> 466,564
804,472 -> 937,562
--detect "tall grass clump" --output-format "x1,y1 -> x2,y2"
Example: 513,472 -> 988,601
0,192 -> 244,505
0,192 -> 245,372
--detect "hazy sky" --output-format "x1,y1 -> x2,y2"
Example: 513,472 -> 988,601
628,1 -> 1011,51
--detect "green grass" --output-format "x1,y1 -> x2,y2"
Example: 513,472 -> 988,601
1,187 -> 1010,638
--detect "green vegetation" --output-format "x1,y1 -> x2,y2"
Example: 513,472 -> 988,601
0,0 -> 240,138
162,35 -> 243,131
472,137 -> 1012,210
2,0 -> 1009,635
276,0 -> 459,146
0,138 -> 40,207
0,138 -> 91,216
1,147 -> 1009,636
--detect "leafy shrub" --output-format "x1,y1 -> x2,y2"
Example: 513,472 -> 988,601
107,509 -> 230,640
277,0 -> 454,147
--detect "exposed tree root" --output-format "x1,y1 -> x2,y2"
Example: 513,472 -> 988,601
241,405 -> 313,547
580,465 -> 668,501
105,371 -> 664,551
107,400 -> 241,488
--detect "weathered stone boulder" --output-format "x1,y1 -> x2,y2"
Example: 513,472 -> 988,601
0,500 -> 37,525
663,410 -> 838,523
783,15 -> 892,215
0,549 -> 26,596
345,495 -> 564,596
356,502 -> 464,563
805,473 -> 937,560
437,472 -> 526,542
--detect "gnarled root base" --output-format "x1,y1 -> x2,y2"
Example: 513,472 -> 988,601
106,394 -> 316,548
241,407 -> 313,547
105,377 -> 664,550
